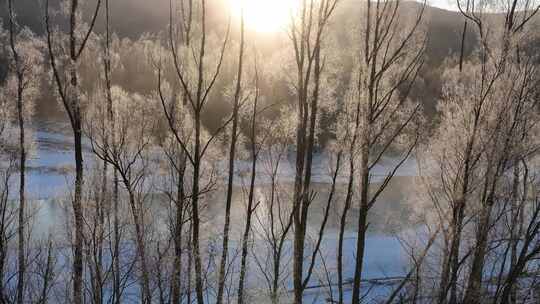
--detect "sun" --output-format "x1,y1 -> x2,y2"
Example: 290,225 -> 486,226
228,0 -> 299,33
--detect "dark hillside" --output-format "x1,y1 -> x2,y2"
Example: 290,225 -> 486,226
1,0 -> 537,130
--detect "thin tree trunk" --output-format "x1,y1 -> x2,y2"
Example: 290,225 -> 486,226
0,176 -> 10,304
269,153 -> 292,304
191,0 -> 209,300
337,159 -> 354,304
351,136 -> 369,304
236,151 -> 257,304
463,203 -> 493,304
171,156 -> 186,304
72,83 -> 85,304
187,221 -> 193,304
8,1 -> 27,301
338,84 -> 362,304
0,231 -> 5,304
292,129 -> 307,304
112,170 -> 120,304
168,1 -> 192,301
271,242 -> 283,304
192,110 -> 204,304
125,186 -> 151,304
508,162 -> 520,304
70,4 -> 85,302
39,239 -> 54,304
216,7 -> 245,303
458,0 -> 470,72
94,160 -> 107,304
45,0 -> 103,301
101,2 -> 121,301
438,197 -> 466,304
438,239 -> 451,304
237,85 -> 259,304
292,36 -> 307,304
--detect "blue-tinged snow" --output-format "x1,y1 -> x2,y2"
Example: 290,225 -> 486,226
12,121 -> 420,302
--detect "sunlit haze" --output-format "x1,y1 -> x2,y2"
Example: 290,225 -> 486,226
228,0 -> 299,33
2,0 -> 539,302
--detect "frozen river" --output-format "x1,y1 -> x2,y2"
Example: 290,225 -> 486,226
20,110 -> 422,302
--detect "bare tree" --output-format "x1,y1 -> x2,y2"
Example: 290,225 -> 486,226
251,106 -> 296,304
236,62 -> 266,304
0,80 -> 17,304
34,238 -> 57,304
216,5 -> 246,304
44,0 -> 102,302
98,1 -> 119,303
5,1 -> 43,302
288,1 -> 339,302
450,1 -> 540,302
158,1 -> 231,302
414,1 -> 540,302
86,87 -> 156,303
337,2 -> 427,303
160,2 -> 195,303
462,57 -> 539,304
7,3 -> 26,302
158,136 -> 192,304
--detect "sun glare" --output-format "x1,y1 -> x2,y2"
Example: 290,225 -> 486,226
228,0 -> 299,33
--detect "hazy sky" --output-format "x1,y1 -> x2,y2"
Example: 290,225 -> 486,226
429,0 -> 459,10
